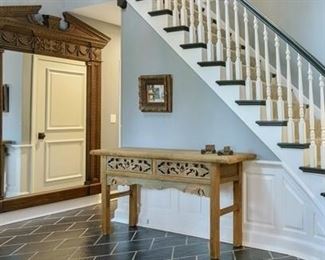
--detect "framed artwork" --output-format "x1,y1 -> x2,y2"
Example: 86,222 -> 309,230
138,74 -> 172,112
3,84 -> 9,112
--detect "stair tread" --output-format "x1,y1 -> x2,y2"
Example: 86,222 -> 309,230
235,100 -> 266,105
198,61 -> 226,67
180,43 -> 207,49
256,120 -> 288,126
216,80 -> 245,86
164,26 -> 189,32
148,9 -> 173,16
299,166 -> 325,175
277,143 -> 310,149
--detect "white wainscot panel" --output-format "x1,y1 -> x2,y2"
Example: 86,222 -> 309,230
5,145 -> 32,197
314,213 -> 325,241
245,172 -> 275,228
282,180 -> 305,234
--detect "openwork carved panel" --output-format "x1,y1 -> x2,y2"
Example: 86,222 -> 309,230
0,30 -> 102,62
107,157 -> 152,174
157,160 -> 210,178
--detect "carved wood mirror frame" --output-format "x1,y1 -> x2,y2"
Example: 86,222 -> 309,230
0,5 -> 110,213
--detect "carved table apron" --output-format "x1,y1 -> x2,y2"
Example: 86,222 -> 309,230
90,148 -> 256,259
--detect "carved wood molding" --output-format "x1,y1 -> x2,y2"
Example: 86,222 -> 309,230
0,6 -> 110,62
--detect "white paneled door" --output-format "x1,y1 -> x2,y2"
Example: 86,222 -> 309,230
32,55 -> 87,193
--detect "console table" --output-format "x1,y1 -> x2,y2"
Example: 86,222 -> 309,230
91,148 -> 255,259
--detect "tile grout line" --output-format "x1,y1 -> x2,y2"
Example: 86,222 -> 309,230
130,231 -> 137,241
65,222 -> 77,231
93,234 -> 103,245
149,237 -> 155,250
40,231 -> 54,242
28,251 -> 39,260
87,214 -> 95,222
0,235 -> 16,246
29,226 -> 41,235
9,243 -> 26,255
67,246 -> 80,260
171,246 -> 175,259
232,250 -> 237,260
53,238 -> 67,250
109,242 -> 119,255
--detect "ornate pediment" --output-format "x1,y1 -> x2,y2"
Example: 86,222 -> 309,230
0,5 -> 110,61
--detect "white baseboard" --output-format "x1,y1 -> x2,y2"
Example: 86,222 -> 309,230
0,194 -> 101,226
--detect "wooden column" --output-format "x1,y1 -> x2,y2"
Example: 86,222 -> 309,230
129,184 -> 139,227
101,171 -> 111,235
210,164 -> 221,259
85,60 -> 102,187
0,49 -> 4,201
233,162 -> 243,247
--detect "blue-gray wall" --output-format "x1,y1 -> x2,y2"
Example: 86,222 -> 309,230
121,6 -> 278,161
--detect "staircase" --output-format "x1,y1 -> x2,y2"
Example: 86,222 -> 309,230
126,0 -> 325,217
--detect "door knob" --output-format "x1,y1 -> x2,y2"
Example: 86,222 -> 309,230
38,132 -> 46,140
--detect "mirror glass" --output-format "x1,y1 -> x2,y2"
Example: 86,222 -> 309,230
2,50 -> 87,199
3,51 -> 32,198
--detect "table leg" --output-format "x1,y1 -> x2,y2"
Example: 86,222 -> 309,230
233,162 -> 243,248
101,174 -> 111,235
129,184 -> 139,227
210,164 -> 221,259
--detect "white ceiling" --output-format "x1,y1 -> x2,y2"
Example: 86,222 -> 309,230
72,1 -> 121,26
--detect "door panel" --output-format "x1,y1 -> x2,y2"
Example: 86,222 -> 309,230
33,55 -> 86,193
45,139 -> 84,183
46,69 -> 85,130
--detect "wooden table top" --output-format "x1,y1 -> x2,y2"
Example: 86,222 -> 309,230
90,148 -> 256,164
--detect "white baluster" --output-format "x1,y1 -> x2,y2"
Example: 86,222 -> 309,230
264,25 -> 273,120
164,0 -> 171,10
173,0 -> 180,26
320,75 -> 325,168
197,0 -> 205,43
243,8 -> 252,99
225,0 -> 232,80
189,0 -> 196,43
216,0 -> 223,61
180,0 -> 188,26
297,54 -> 306,143
308,64 -> 317,167
275,35 -> 284,120
253,17 -> 262,99
206,0 -> 214,61
157,0 -> 163,10
286,44 -> 295,142
234,0 -> 242,79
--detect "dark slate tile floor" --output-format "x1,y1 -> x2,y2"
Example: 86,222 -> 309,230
0,205 -> 302,260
